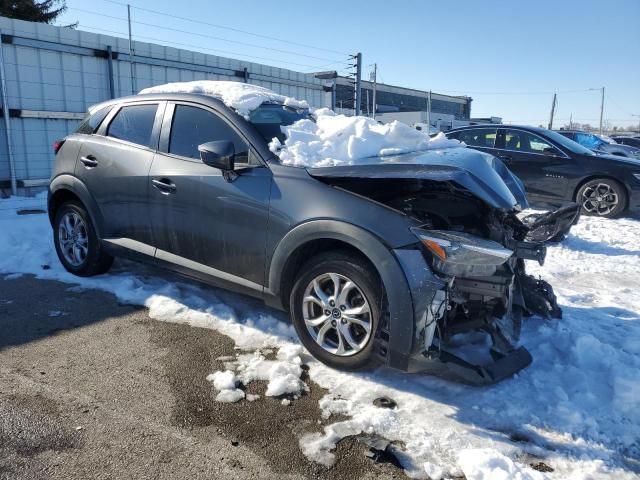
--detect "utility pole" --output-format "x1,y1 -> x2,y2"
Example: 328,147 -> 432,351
426,90 -> 432,134
0,28 -> 16,196
599,86 -> 605,135
127,4 -> 135,94
569,113 -> 573,130
354,52 -> 362,116
365,90 -> 370,116
371,63 -> 377,119
548,93 -> 557,130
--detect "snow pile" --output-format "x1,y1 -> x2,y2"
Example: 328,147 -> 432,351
1,194 -> 639,479
139,80 -> 308,118
206,370 -> 245,403
218,345 -> 307,398
270,108 -> 462,167
458,449 -> 544,480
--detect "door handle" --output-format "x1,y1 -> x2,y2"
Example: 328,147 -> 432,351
80,155 -> 98,168
152,178 -> 177,194
497,153 -> 512,161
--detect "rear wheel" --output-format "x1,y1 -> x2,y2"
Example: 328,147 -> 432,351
53,200 -> 113,276
289,251 -> 383,370
576,178 -> 627,219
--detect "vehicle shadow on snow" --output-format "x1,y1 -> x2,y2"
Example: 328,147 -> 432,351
562,234 -> 640,256
368,305 -> 640,474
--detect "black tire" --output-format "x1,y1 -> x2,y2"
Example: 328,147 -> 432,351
53,200 -> 113,276
576,178 -> 627,219
289,251 -> 383,371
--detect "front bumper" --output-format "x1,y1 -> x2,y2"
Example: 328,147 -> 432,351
389,205 -> 571,384
406,346 -> 533,385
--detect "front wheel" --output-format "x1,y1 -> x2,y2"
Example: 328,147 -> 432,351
289,251 -> 383,371
576,178 -> 627,219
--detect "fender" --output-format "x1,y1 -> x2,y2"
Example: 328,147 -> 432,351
48,174 -> 105,238
267,219 -> 415,369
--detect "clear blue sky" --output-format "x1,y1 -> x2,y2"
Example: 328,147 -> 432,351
58,0 -> 640,128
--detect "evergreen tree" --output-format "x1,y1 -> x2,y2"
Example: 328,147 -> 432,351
0,0 -> 67,24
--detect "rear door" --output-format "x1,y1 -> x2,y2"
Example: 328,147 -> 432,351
75,101 -> 164,249
496,128 -> 570,200
450,127 -> 498,155
148,102 -> 272,291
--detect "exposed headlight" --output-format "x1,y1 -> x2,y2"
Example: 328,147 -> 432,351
411,228 -> 513,277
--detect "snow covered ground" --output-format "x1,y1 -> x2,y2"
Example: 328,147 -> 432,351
1,193 -> 638,480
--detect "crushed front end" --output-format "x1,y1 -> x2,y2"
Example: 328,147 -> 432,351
307,150 -> 579,384
391,193 -> 577,384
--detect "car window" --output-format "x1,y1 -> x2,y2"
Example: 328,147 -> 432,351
575,132 -> 605,149
169,105 -> 250,164
107,104 -> 158,147
76,105 -> 113,135
504,129 -> 559,154
457,128 -> 497,148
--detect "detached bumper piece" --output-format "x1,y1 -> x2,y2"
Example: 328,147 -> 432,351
519,274 -> 562,319
408,346 -> 533,385
522,203 -> 581,243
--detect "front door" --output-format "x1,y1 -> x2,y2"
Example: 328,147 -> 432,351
495,128 -> 570,201
75,102 -> 163,247
148,102 -> 272,290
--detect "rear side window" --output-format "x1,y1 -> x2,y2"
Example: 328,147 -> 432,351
107,104 -> 158,147
76,105 -> 113,134
169,105 -> 250,163
458,128 -> 497,148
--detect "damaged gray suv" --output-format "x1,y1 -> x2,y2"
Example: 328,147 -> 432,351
48,87 -> 579,384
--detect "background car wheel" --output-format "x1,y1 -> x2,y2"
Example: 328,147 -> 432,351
576,178 -> 627,219
289,251 -> 383,371
53,200 -> 113,276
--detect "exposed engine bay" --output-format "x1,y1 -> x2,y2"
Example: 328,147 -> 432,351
319,176 -> 580,384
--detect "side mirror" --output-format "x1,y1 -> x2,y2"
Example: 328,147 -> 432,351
198,141 -> 235,171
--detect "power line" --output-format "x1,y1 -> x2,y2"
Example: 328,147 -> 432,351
68,7 -> 346,64
432,88 -> 599,96
78,24 -> 349,71
96,0 -> 350,57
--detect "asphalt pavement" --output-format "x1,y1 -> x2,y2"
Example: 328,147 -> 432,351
0,275 -> 401,480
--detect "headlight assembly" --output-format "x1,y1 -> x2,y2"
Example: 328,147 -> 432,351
411,228 -> 513,277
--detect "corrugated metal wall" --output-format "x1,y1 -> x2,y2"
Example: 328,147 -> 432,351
0,16 -> 326,185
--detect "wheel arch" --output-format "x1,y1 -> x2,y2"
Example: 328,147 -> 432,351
266,220 -> 415,368
48,175 -> 104,237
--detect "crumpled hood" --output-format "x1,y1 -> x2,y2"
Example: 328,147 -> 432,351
307,147 -> 529,210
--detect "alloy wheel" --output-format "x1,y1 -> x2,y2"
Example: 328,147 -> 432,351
58,211 -> 89,267
581,183 -> 619,216
302,272 -> 373,357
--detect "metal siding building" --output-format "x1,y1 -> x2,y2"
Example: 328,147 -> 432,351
0,16 -> 326,189
334,76 -> 471,120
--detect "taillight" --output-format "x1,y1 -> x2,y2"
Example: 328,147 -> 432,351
53,139 -> 65,155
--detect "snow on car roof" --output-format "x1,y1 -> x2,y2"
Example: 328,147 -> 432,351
271,108 -> 463,167
139,80 -> 309,118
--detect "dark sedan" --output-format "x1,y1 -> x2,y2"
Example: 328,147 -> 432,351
446,125 -> 640,218
555,130 -> 640,159
611,136 -> 640,149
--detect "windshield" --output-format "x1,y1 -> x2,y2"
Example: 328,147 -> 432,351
248,103 -> 310,144
543,130 -> 596,155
